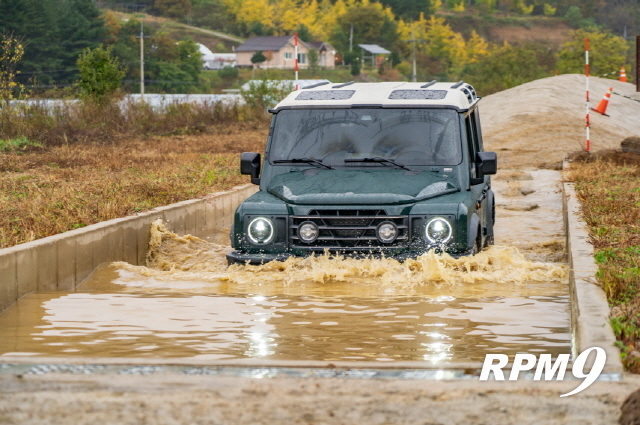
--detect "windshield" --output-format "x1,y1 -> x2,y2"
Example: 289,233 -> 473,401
269,108 -> 462,166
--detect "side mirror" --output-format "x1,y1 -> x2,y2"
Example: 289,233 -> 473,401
477,151 -> 497,175
241,152 -> 261,185
470,151 -> 497,185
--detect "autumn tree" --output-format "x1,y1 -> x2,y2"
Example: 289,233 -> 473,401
556,29 -> 629,76
0,32 -> 25,105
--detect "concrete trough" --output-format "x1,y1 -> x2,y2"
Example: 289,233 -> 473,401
0,179 -> 623,377
0,184 -> 257,314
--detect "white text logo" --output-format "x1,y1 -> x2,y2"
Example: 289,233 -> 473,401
479,348 -> 606,397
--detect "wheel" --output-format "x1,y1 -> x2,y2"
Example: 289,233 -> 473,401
484,233 -> 494,248
472,228 -> 482,255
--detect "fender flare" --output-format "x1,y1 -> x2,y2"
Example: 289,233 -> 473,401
467,213 -> 481,250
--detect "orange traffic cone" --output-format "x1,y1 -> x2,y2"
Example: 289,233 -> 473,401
591,87 -> 612,117
620,67 -> 627,82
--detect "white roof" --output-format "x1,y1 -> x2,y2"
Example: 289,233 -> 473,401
197,43 -> 215,60
272,81 -> 479,111
358,44 -> 391,54
241,79 -> 330,91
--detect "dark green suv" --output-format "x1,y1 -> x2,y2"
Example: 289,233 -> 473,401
227,81 -> 497,264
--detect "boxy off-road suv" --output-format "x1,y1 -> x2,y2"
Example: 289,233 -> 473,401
227,81 -> 497,264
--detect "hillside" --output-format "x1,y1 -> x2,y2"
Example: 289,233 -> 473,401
481,74 -> 640,169
111,11 -> 244,53
444,13 -> 572,44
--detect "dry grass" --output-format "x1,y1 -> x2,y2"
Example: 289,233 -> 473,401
569,151 -> 640,371
0,98 -> 254,147
0,124 -> 268,249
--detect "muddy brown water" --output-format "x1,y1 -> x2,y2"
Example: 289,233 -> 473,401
0,170 -> 570,364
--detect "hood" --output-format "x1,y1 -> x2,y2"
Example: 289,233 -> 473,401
267,169 -> 459,205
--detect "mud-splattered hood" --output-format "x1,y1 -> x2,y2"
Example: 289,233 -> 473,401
267,169 -> 459,205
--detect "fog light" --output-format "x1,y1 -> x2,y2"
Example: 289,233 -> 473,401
425,217 -> 452,244
377,221 -> 398,243
298,221 -> 319,243
247,217 -> 274,244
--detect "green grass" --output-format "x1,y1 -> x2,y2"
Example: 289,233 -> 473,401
570,155 -> 640,372
0,136 -> 41,152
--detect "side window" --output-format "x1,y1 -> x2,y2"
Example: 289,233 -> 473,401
465,111 -> 479,177
472,109 -> 484,151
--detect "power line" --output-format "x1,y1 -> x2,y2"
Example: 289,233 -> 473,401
19,61 -> 141,75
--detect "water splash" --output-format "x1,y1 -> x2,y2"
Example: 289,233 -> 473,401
124,219 -> 566,289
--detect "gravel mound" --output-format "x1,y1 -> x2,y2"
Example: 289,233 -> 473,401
480,74 -> 640,169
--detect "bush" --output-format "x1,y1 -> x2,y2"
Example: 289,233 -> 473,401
240,78 -> 293,117
350,62 -> 361,76
218,66 -> 239,80
76,45 -> 124,103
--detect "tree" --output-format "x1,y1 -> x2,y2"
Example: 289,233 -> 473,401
76,45 -> 124,102
556,29 -> 629,76
378,0 -> 435,20
461,41 -> 557,95
0,0 -> 106,86
0,32 -> 25,104
155,0 -> 193,18
308,48 -> 319,68
333,3 -> 398,58
251,51 -> 267,68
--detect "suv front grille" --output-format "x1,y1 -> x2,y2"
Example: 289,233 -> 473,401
290,210 -> 409,252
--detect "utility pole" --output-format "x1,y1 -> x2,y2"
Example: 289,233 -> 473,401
138,21 -> 145,99
404,26 -> 426,83
636,36 -> 639,92
349,24 -> 353,52
411,28 -> 416,82
136,20 -> 151,100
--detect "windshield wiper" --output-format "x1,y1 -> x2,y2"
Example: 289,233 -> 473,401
273,158 -> 334,169
344,157 -> 411,171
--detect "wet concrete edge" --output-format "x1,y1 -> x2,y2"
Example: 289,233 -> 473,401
562,164 -> 623,375
0,184 -> 259,315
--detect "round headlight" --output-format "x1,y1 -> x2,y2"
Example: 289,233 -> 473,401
298,221 -> 319,243
247,217 -> 274,244
376,221 -> 398,243
425,217 -> 452,244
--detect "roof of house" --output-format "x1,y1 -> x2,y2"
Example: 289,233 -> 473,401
236,36 -> 309,52
306,41 -> 335,51
358,44 -> 391,54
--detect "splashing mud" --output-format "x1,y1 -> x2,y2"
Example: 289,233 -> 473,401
136,220 -> 565,290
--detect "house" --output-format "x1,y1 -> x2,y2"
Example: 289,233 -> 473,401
306,41 -> 336,69
235,36 -> 335,69
197,44 -> 236,70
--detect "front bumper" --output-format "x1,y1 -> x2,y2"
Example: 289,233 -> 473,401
226,248 -> 474,265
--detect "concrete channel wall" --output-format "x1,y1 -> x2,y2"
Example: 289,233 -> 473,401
563,181 -> 623,374
0,184 -> 258,314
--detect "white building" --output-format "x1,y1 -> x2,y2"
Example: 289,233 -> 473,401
197,43 -> 236,70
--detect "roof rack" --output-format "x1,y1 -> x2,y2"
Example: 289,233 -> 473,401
450,81 -> 464,89
302,81 -> 330,89
332,81 -> 355,89
420,80 -> 437,89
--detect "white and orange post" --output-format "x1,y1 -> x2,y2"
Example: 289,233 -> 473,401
294,32 -> 299,90
620,67 -> 627,82
585,38 -> 590,152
